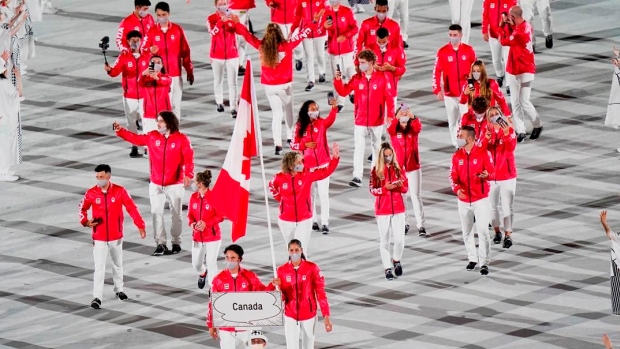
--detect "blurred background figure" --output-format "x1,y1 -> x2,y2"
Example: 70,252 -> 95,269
604,47 -> 620,152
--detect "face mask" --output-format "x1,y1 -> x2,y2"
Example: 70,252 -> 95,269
456,138 -> 467,148
139,9 -> 149,17
290,253 -> 302,262
308,111 -> 319,119
472,72 -> 481,81
226,261 -> 239,270
399,116 -> 409,123
96,179 -> 108,188
153,63 -> 163,72
475,112 -> 485,122
384,155 -> 393,163
294,164 -> 304,172
376,12 -> 386,21
251,345 -> 264,349
191,183 -> 199,192
378,42 -> 388,51
449,36 -> 461,46
329,0 -> 340,6
359,63 -> 369,72
130,42 -> 140,50
157,127 -> 168,134
157,17 -> 168,25
217,5 -> 228,13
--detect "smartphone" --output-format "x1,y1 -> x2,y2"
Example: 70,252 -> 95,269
467,78 -> 475,89
491,115 -> 509,127
92,217 -> 103,224
327,15 -> 332,22
149,61 -> 155,71
391,180 -> 401,185
327,91 -> 334,103
400,103 -> 409,111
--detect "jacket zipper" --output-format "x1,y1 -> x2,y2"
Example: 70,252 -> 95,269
199,195 -> 204,242
309,124 -> 319,168
134,55 -> 140,100
291,177 -> 299,222
162,137 -> 169,185
455,48 -> 461,96
104,192 -> 109,242
294,269 -> 300,322
466,152 -> 472,205
223,17 -> 228,60
163,29 -> 170,74
366,78 -> 370,128
388,166 -> 395,215
335,10 -> 341,56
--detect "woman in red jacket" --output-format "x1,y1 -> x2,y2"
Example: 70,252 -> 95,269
290,99 -> 337,234
188,169 -> 225,289
369,142 -> 408,280
275,239 -> 332,349
139,55 -> 172,133
459,60 -> 511,117
386,106 -> 426,236
269,143 -> 340,255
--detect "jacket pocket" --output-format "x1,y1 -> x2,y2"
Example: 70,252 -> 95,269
444,76 -> 450,93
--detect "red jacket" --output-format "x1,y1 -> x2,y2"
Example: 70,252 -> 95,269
450,144 -> 496,204
138,72 -> 172,119
108,52 -> 151,100
369,164 -> 408,216
116,12 -> 155,53
277,259 -> 330,321
432,43 -> 477,97
188,190 -> 224,243
487,128 -> 517,181
356,16 -> 402,51
291,108 -> 337,169
460,109 -> 491,148
228,0 -> 256,10
324,6 -> 358,55
236,22 -> 313,85
116,129 -> 195,186
268,0 -> 298,25
363,42 -> 406,94
334,71 -> 395,127
207,13 -> 239,60
482,0 -> 517,39
79,183 -> 145,241
269,158 -> 339,222
291,0 -> 328,39
498,21 -> 535,75
459,79 -> 511,117
386,117 -> 422,172
143,22 -> 194,78
207,268 -> 275,331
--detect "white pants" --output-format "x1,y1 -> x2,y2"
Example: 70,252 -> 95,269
489,37 -> 509,78
312,174 -> 330,226
277,23 -> 303,60
329,52 -> 356,106
444,96 -> 468,148
449,0 -> 475,44
302,36 -> 327,83
278,218 -> 313,254
405,170 -> 425,229
506,73 -> 542,134
231,10 -> 250,65
142,117 -> 157,133
192,240 -> 222,287
149,182 -> 185,245
212,58 -> 240,110
93,239 -> 123,299
169,76 -> 183,119
264,83 -> 294,147
122,97 -> 143,133
489,178 -> 516,232
387,0 -> 409,41
219,330 -> 249,349
519,0 -> 552,45
457,198 -> 491,266
353,125 -> 383,180
285,315 -> 317,349
376,213 -> 406,269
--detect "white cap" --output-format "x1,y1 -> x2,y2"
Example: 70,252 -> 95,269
248,330 -> 268,346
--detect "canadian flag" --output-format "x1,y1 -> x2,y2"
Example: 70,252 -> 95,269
210,59 -> 257,242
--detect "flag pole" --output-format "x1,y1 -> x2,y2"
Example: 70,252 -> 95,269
248,58 -> 278,278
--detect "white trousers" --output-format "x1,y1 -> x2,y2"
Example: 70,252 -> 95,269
449,0 -> 475,44
212,57 -> 240,110
457,198 -> 491,266
376,213 -> 406,269
489,178 -> 516,232
353,125 -> 383,180
506,73 -> 542,134
278,218 -> 313,255
444,96 -> 468,148
302,36 -> 327,83
219,330 -> 249,349
489,37 -> 509,78
312,176 -> 330,226
231,10 -> 250,67
285,315 -> 317,349
277,23 -> 303,60
122,97 -> 143,134
93,239 -> 123,299
519,0 -> 552,45
169,76 -> 183,119
192,240 -> 222,287
405,170 -> 425,229
387,0 -> 409,41
329,52 -> 356,105
143,117 -> 157,133
264,83 -> 294,146
149,182 -> 185,245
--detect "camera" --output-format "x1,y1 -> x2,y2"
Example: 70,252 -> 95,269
99,36 -> 109,53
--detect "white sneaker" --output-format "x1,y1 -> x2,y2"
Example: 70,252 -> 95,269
0,175 -> 19,182
616,148 -> 620,153
20,69 -> 27,75
354,4 -> 365,13
19,96 -> 25,102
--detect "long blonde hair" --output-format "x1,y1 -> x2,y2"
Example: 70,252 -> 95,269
260,24 -> 286,69
374,142 -> 402,182
469,60 -> 492,106
281,152 -> 301,174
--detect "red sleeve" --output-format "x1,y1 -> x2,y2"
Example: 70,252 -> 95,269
158,74 -> 173,88
269,175 -> 282,202
393,48 -> 406,78
116,128 -> 150,146
179,27 -> 193,75
484,149 -> 496,181
235,22 -> 262,50
369,167 -> 387,196
310,157 -> 339,181
324,108 -> 337,128
141,27 -> 154,52
491,80 -> 511,116
108,55 -> 124,78
289,22 -> 317,48
78,191 -> 92,226
290,1 -> 303,33
245,270 -> 271,291
502,129 -> 517,152
116,20 -> 129,53
207,14 -> 221,36
384,77 -> 395,117
356,21 -> 366,51
312,264 -> 330,317
122,188 -> 146,230
345,11 -> 358,38
291,123 -> 306,151
334,75 -> 354,97
481,0 -> 489,35
397,169 -> 408,194
386,117 -> 398,136
181,134 -> 195,179
410,117 -> 422,135
459,84 -> 469,105
449,154 -> 463,195
187,195 -> 197,227
498,25 -> 527,47
432,50 -> 442,94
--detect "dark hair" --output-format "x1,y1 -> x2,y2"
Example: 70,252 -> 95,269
296,100 -> 316,139
287,239 -> 307,261
461,125 -> 476,139
158,111 -> 180,133
375,0 -> 388,7
155,1 -> 170,12
94,164 -> 112,174
196,169 -> 213,188
126,30 -> 143,41
135,0 -> 151,7
224,244 -> 244,260
358,49 -> 377,64
149,55 -> 167,74
471,96 -> 489,113
376,27 -> 389,39
449,24 -> 463,32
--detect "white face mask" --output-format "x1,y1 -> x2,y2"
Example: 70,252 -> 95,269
96,179 -> 108,188
376,12 -> 386,21
384,155 -> 393,163
217,5 -> 228,13
139,9 -> 149,17
456,138 -> 467,148
472,72 -> 481,81
329,0 -> 340,6
191,183 -> 199,192
290,253 -> 302,262
251,345 -> 264,349
153,63 -> 163,72
294,164 -> 304,172
157,127 -> 168,134
308,111 -> 319,119
449,36 -> 461,46
475,112 -> 485,122
130,41 -> 140,50
157,16 -> 168,25
359,62 -> 370,72
378,42 -> 388,51
226,261 -> 239,270
399,116 -> 409,123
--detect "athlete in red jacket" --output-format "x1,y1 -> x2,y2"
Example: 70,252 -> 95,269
290,0 -> 329,90
481,0 -> 517,87
113,111 -> 194,257
138,55 -> 172,133
356,0 -> 402,51
79,164 -> 146,310
116,0 -> 155,53
459,60 -> 511,118
361,27 -> 406,101
267,0 -> 303,70
450,125 -> 495,275
459,97 -> 491,148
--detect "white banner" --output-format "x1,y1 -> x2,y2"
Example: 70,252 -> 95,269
212,291 -> 284,327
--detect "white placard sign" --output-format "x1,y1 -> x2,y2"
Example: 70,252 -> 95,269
212,291 -> 284,327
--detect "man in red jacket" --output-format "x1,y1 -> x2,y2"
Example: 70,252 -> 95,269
364,27 -> 405,105
356,0 -> 402,51
116,0 -> 155,53
105,30 -> 150,158
432,24 -> 477,148
143,1 -> 194,119
113,111 -> 194,256
79,164 -> 146,309
498,5 -> 542,142
267,0 -> 303,71
335,49 -> 395,187
481,0 -> 516,88
450,125 -> 495,275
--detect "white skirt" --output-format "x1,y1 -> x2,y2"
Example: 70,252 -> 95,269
605,66 -> 620,129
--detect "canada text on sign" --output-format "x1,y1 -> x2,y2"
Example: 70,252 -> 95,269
212,291 -> 284,327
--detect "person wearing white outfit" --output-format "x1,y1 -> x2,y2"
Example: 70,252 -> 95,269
0,53 -> 21,182
518,0 -> 553,51
481,0 -> 516,88
387,0 -> 409,48
448,0 -> 475,44
605,48 -> 620,151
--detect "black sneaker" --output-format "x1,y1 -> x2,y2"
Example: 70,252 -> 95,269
153,244 -> 167,256
115,292 -> 128,301
318,74 -> 326,83
275,146 -> 283,155
217,104 -> 225,113
418,227 -> 427,236
129,146 -> 143,158
238,66 -> 246,76
295,59 -> 303,71
322,225 -> 329,235
530,126 -> 543,140
533,44 -> 538,54
171,244 -> 181,254
506,86 -> 511,96
367,155 -> 372,163
91,298 -> 101,309
517,133 -> 527,143
545,34 -> 553,49
349,94 -> 354,104
403,41 -> 409,49
480,265 -> 489,276
385,269 -> 395,280
305,82 -> 315,91
493,232 -> 502,244
466,261 -> 477,271
349,177 -> 362,187
198,273 -> 207,289
405,224 -> 410,235
136,119 -> 143,131
248,18 -> 254,34
231,109 -> 237,119
312,222 -> 320,231
393,261 -> 403,277
503,236 -> 513,249
337,105 -> 343,113
497,76 -> 503,88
